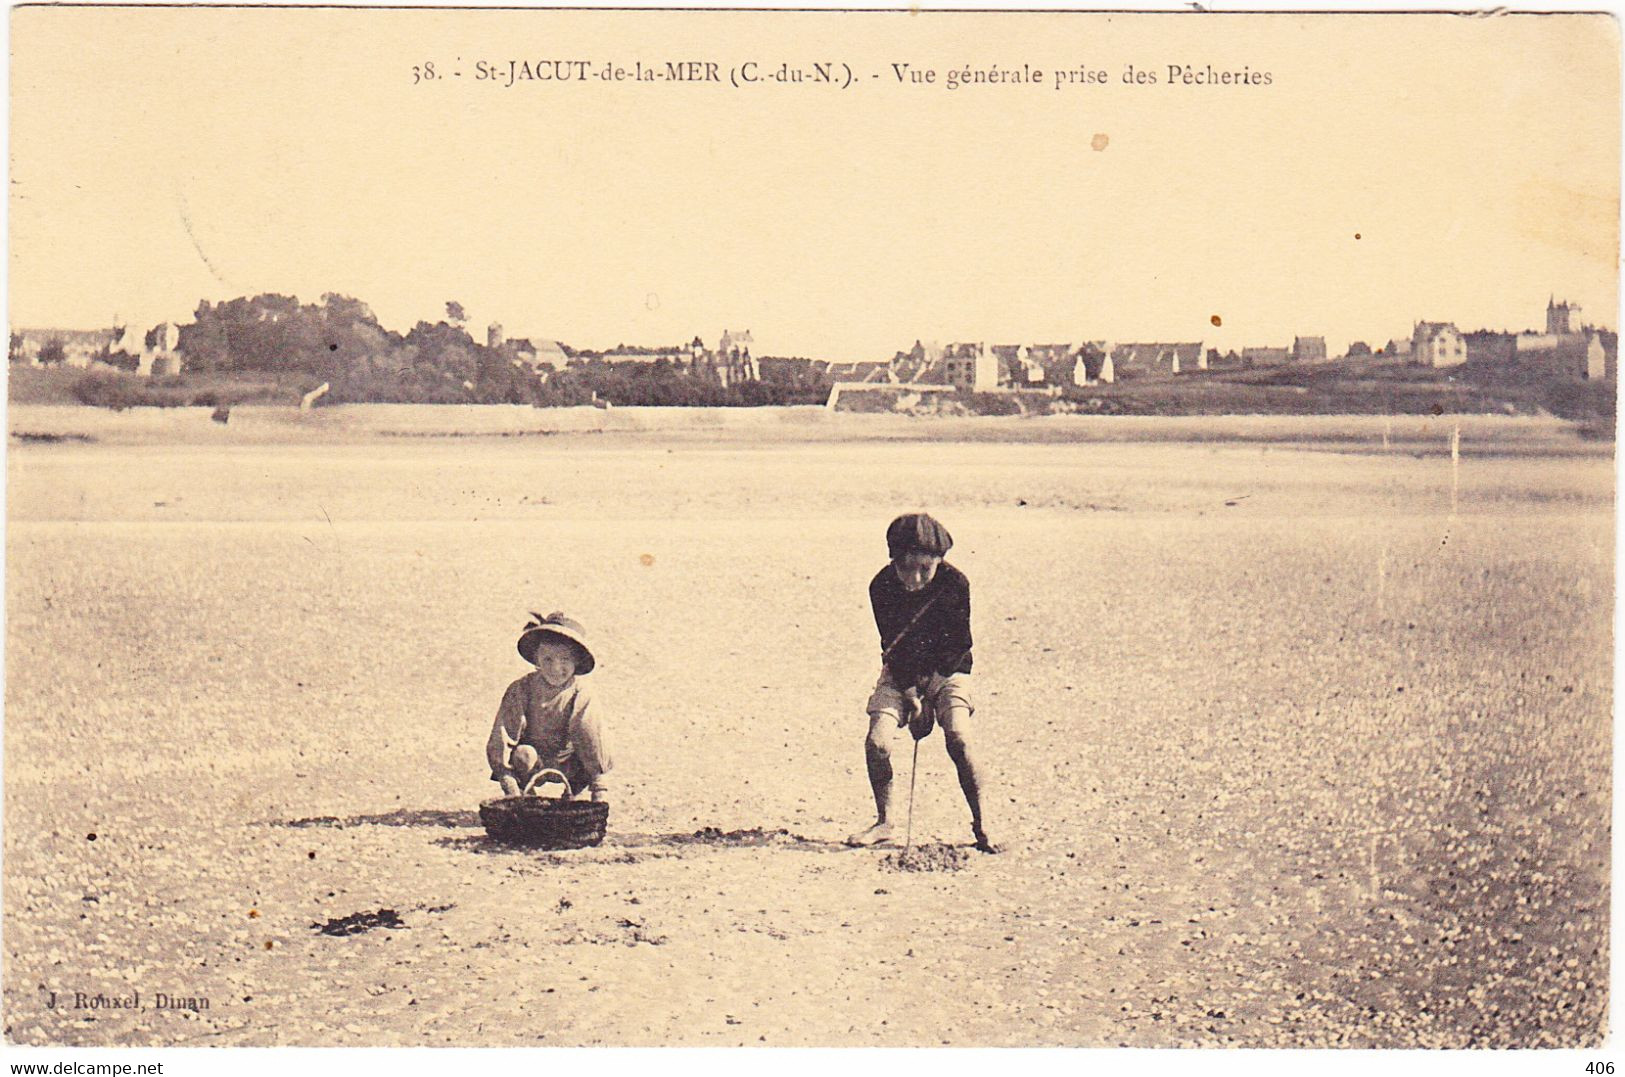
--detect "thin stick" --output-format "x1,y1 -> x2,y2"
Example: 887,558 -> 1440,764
903,738 -> 920,857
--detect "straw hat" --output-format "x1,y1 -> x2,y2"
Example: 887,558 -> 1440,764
517,611 -> 596,674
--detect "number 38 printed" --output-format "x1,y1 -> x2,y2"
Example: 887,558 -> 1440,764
412,61 -> 437,84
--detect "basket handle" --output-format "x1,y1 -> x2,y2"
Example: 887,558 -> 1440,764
522,767 -> 573,798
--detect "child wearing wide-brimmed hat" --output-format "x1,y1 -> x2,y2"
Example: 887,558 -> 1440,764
847,513 -> 999,853
485,612 -> 612,802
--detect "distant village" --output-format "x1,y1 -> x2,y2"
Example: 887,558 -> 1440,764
8,297 -> 1616,400
818,297 -> 1615,394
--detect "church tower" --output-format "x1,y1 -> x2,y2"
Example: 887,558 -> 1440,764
1547,297 -> 1579,336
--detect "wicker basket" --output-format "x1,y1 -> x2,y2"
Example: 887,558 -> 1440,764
479,770 -> 608,849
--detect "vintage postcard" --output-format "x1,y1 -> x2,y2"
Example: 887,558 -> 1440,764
4,3 -> 1616,1061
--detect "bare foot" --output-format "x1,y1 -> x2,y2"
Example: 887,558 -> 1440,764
972,828 -> 1002,854
845,822 -> 897,847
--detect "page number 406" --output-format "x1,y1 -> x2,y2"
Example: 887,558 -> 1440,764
1585,1064 -> 1614,1074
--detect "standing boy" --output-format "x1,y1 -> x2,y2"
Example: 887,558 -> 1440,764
848,513 -> 999,853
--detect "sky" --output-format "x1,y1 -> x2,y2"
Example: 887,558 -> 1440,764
9,8 -> 1620,361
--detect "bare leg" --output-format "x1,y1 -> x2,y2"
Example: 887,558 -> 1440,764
848,713 -> 900,845
942,708 -> 999,852
865,715 -> 896,821
559,758 -> 602,802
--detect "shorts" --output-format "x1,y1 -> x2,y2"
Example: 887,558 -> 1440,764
866,667 -> 975,732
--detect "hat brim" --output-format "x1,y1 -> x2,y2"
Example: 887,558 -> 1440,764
517,626 -> 596,674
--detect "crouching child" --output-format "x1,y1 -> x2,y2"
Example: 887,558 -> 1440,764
486,612 -> 612,802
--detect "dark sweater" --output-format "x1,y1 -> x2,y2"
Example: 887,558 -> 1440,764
869,561 -> 974,685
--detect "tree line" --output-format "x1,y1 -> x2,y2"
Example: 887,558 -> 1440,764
172,293 -> 828,406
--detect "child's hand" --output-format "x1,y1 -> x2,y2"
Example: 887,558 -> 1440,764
908,700 -> 936,741
897,687 -> 923,730
498,775 -> 522,797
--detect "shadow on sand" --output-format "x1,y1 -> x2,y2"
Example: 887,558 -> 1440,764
429,826 -> 856,859
275,808 -> 481,829
274,812 -> 857,858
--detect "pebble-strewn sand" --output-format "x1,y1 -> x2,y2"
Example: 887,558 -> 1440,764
4,422 -> 1611,1046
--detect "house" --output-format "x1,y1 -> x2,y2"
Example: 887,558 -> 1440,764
529,340 -> 568,372
109,324 -> 143,357
1381,338 -> 1411,359
1023,344 -> 1074,385
938,342 -> 1000,391
1292,336 -> 1327,363
893,341 -> 970,386
1053,342 -> 1116,384
991,344 -> 1066,387
1411,322 -> 1466,367
1109,342 -> 1205,376
989,345 -> 1032,386
503,337 -> 542,373
717,351 -> 757,387
1242,346 -> 1291,367
14,323 -> 183,376
1463,330 -> 1517,366
722,352 -> 758,386
757,356 -> 823,386
1038,353 -> 1084,388
824,360 -> 893,383
889,340 -> 943,383
894,340 -> 943,364
1035,343 -> 1088,387
1022,342 -> 1118,386
1207,349 -> 1247,370
713,329 -> 759,386
11,327 -> 119,368
1516,331 -> 1607,380
140,323 -> 183,376
97,322 -> 182,375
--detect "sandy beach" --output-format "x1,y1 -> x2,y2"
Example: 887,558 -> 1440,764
4,415 -> 1612,1047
